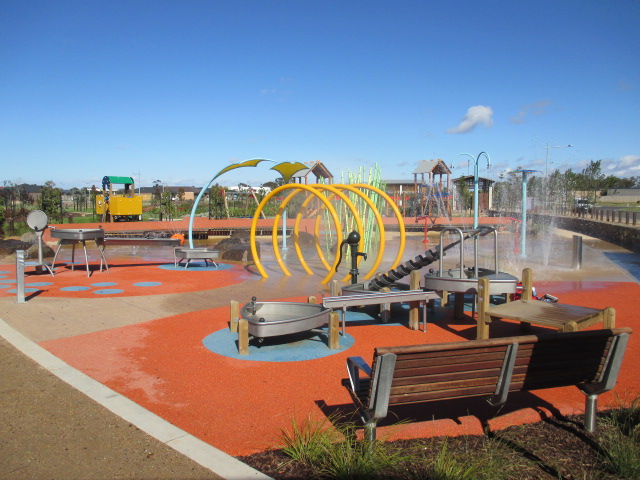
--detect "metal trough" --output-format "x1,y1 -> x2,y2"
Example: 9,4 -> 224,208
240,300 -> 331,338
342,282 -> 409,295
174,247 -> 219,268
104,237 -> 182,247
50,228 -> 104,241
50,228 -> 109,277
424,267 -> 518,295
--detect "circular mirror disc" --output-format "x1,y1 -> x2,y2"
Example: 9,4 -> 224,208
26,210 -> 48,231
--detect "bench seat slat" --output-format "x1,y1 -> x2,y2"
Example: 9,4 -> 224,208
392,353 -> 606,378
388,337 -> 613,363
388,368 -> 610,405
375,332 -> 615,357
394,352 -> 509,370
390,376 -> 502,396
391,367 -> 503,386
388,384 -> 502,404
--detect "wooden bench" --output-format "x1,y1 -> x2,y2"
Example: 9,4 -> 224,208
343,327 -> 631,441
477,268 -> 615,340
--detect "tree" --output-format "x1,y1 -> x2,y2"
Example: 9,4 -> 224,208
209,184 -> 227,219
152,180 -> 163,207
41,180 -> 62,222
160,190 -> 176,220
455,179 -> 472,211
261,177 -> 285,191
581,160 -> 605,203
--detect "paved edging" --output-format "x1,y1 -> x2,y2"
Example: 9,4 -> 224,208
0,318 -> 272,480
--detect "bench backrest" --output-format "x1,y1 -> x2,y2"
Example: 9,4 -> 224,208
371,328 -> 631,408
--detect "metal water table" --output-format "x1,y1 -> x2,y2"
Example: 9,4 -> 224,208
50,228 -> 109,277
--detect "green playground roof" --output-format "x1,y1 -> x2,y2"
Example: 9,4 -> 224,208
103,176 -> 134,185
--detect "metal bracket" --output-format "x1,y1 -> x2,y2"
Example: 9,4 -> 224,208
487,342 -> 519,406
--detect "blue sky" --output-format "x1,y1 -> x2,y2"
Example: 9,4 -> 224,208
2,0 -> 639,189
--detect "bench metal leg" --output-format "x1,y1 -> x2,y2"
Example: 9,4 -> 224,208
585,394 -> 598,432
364,422 -> 377,445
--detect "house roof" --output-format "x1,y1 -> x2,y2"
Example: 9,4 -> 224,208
412,159 -> 452,175
453,175 -> 495,184
292,161 -> 333,180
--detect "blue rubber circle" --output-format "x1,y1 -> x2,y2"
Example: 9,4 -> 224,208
61,286 -> 91,292
93,289 -> 124,295
133,281 -> 162,287
202,328 -> 354,362
8,288 -> 38,294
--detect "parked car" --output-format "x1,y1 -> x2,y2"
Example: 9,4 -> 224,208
573,198 -> 593,214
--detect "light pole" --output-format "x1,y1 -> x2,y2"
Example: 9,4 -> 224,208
544,143 -> 573,177
457,152 -> 491,228
543,144 -> 572,211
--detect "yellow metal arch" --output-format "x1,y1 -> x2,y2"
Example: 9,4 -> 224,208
250,184 -> 342,283
250,182 -> 406,284
272,188 -> 316,275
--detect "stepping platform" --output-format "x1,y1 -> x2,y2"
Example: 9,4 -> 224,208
477,268 -> 615,339
173,248 -> 219,268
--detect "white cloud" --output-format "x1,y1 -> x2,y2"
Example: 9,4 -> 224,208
619,155 -> 640,169
602,155 -> 640,178
511,99 -> 551,124
446,105 -> 494,134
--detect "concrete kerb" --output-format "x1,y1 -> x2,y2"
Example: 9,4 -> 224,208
0,318 -> 273,480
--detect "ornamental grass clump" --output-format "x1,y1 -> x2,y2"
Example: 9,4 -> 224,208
597,395 -> 640,478
279,416 -> 416,479
278,415 -> 341,465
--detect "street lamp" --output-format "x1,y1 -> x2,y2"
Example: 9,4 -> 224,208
544,143 -> 573,177
456,152 -> 491,229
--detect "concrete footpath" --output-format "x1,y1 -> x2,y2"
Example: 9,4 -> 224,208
0,285 -> 288,479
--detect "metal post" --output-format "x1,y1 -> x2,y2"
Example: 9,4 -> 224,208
572,235 -> 583,270
520,172 -> 529,258
16,250 -> 26,303
282,209 -> 287,251
456,152 -> 490,230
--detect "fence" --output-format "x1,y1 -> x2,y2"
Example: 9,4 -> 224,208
572,209 -> 638,226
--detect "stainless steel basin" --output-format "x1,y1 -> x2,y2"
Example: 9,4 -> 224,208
240,301 -> 331,338
50,228 -> 105,241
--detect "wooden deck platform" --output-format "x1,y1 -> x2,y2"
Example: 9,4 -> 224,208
477,268 -> 615,339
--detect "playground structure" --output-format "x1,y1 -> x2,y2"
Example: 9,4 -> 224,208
249,182 -> 406,285
423,227 -> 518,295
229,296 -> 337,354
96,176 -> 142,223
50,227 -> 109,277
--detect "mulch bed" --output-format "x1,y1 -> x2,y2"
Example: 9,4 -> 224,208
239,414 -> 621,479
